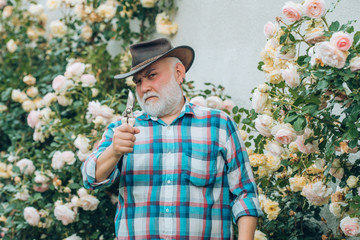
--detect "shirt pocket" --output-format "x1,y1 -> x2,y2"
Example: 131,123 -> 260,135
183,141 -> 218,187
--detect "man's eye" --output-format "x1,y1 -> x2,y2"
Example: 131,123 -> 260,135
149,73 -> 156,79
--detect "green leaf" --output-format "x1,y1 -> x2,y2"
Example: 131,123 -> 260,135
329,21 -> 340,31
69,183 -> 81,189
354,31 -> 360,45
284,114 -> 298,123
280,34 -> 288,44
293,116 -> 306,131
232,106 -> 239,114
289,34 -> 296,42
317,80 -> 329,90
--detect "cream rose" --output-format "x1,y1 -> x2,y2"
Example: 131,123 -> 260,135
221,99 -> 235,113
350,56 -> 360,72
266,70 -> 283,84
329,158 -> 344,180
33,172 -> 50,192
347,176 -> 358,188
190,96 -> 207,107
33,128 -> 45,142
80,74 -> 96,87
289,175 -> 307,192
50,20 -> 67,37
6,39 -> 17,53
65,234 -> 82,240
140,0 -> 157,8
249,154 -> 267,167
330,31 -> 353,51
264,22 -> 277,39
281,63 -> 301,88
52,75 -> 68,92
263,199 -> 281,220
54,205 -> 76,225
80,25 -> 93,41
271,123 -> 297,145
46,0 -> 61,10
302,0 -> 326,19
65,62 -> 85,78
97,4 -> 116,20
62,151 -> 76,165
340,216 -> 360,237
258,83 -> 269,93
282,1 -> 302,22
206,96 -> 223,109
91,88 -> 99,98
80,195 -> 100,211
255,114 -> 273,137
77,187 -> 88,198
11,89 -> 28,103
74,135 -> 90,153
3,6 -> 13,18
254,230 -> 268,240
24,207 -> 40,226
22,100 -> 36,112
156,13 -> 178,35
329,202 -> 347,218
26,87 -> 39,98
15,189 -> 30,201
23,75 -> 36,85
252,89 -> 269,114
265,153 -> 281,172
266,141 -> 284,157
42,92 -> 57,106
304,23 -> 326,44
87,100 -> 114,121
295,128 -> 319,154
28,4 -> 44,16
0,103 -> 7,112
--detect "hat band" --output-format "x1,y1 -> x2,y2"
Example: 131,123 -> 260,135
130,54 -> 163,71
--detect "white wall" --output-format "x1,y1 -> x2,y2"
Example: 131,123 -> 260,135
165,0 -> 360,108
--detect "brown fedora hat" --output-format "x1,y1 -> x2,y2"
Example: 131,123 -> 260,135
114,38 -> 195,79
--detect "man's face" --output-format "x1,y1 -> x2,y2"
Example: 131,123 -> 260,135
134,58 -> 183,118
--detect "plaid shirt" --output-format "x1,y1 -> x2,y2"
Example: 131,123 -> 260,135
82,100 -> 263,239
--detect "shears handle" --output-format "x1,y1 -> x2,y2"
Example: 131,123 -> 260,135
121,117 -> 135,127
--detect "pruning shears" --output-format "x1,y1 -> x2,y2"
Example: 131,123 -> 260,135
121,89 -> 135,127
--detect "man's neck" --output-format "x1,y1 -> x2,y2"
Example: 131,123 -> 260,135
159,97 -> 185,125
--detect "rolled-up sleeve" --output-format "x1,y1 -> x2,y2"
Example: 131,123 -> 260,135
81,120 -> 122,190
225,118 -> 264,223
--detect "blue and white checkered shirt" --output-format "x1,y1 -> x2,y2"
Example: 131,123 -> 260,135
82,100 -> 263,239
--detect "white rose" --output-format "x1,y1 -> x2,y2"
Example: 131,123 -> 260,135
91,88 -> 99,98
347,176 -> 358,188
33,128 -> 46,142
62,151 -> 76,165
340,216 -> 360,237
15,189 -> 30,201
46,0 -> 61,10
16,159 -> 35,175
315,41 -> 348,69
257,83 -> 269,93
206,96 -> 223,109
54,205 -> 76,225
3,6 -> 13,18
140,0 -> 157,8
93,116 -> 106,126
26,86 -> 39,98
71,196 -> 81,207
80,25 -> 93,41
11,89 -> 28,103
42,92 -> 57,106
74,135 -> 90,153
77,150 -> 91,162
155,13 -> 178,35
87,101 -> 114,120
252,89 -> 269,114
50,20 -> 67,37
80,195 -> 100,211
24,207 -> 40,226
265,141 -> 284,157
28,4 -> 44,16
97,4 -> 116,20
80,74 -> 96,87
266,70 -> 283,84
280,63 -> 301,88
350,56 -> 360,72
57,94 -> 73,106
0,103 -> 7,112
6,39 -> 17,53
52,75 -> 68,92
254,229 -> 268,240
65,62 -> 85,78
329,202 -> 347,218
190,96 -> 207,107
302,181 -> 332,206
51,151 -> 65,170
77,187 -> 88,197
255,115 -> 273,137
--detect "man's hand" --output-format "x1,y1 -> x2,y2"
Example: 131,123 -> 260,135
112,124 -> 140,157
95,124 -> 140,182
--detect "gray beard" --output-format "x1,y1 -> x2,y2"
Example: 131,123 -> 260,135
136,75 -> 183,118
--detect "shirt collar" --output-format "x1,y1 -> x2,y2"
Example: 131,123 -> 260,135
137,96 -> 195,121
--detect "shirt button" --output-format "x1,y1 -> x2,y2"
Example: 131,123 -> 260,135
167,180 -> 171,184
165,208 -> 169,213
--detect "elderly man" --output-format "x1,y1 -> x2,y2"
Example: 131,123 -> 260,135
82,38 -> 263,239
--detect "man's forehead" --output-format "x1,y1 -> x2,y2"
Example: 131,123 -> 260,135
134,58 -> 169,78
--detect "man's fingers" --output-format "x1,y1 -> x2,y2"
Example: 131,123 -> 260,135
134,127 -> 140,134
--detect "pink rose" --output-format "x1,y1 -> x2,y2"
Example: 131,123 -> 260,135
87,100 -> 114,120
303,0 -> 326,19
280,63 -> 301,88
80,74 -> 96,87
54,205 -> 76,225
271,123 -> 297,145
52,75 -> 67,92
316,42 -> 348,69
16,159 -> 35,175
27,110 -> 41,128
350,56 -> 360,72
221,99 -> 235,113
264,21 -> 277,39
33,173 -> 50,192
282,2 -> 302,22
330,32 -> 353,51
0,0 -> 6,8
255,115 -> 273,137
80,195 -> 100,211
24,207 -> 40,226
302,181 -> 332,206
295,128 -> 318,154
62,151 -> 76,165
340,216 -> 360,237
190,96 -> 206,107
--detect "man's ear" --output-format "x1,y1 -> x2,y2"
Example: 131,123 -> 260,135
175,62 -> 186,84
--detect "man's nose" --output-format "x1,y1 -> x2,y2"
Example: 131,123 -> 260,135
140,79 -> 152,93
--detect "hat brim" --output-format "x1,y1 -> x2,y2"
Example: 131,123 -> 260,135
114,45 -> 195,79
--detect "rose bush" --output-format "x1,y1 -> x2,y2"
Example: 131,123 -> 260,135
228,0 -> 360,239
0,0 -> 178,239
